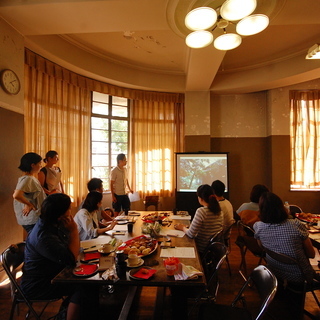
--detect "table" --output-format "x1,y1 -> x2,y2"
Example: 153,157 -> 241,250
53,211 -> 206,319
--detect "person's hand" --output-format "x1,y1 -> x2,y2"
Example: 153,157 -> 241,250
109,220 -> 117,229
22,203 -> 36,216
174,223 -> 184,231
112,195 -> 117,203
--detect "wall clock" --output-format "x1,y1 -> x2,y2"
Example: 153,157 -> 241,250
0,69 -> 21,95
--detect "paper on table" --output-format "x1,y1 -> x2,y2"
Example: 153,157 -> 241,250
171,215 -> 191,220
160,247 -> 196,258
113,224 -> 128,231
174,263 -> 203,280
159,230 -> 185,238
129,192 -> 140,202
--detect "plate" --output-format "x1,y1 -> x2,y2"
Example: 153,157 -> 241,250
117,220 -> 128,225
129,266 -> 155,280
117,235 -> 158,257
125,258 -> 144,268
297,213 -> 320,224
73,263 -> 98,277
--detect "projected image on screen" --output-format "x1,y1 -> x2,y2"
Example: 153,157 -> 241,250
176,153 -> 228,192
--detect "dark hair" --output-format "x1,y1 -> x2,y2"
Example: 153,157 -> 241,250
117,153 -> 126,163
211,180 -> 225,197
82,191 -> 103,212
40,193 -> 71,224
44,150 -> 58,163
259,192 -> 288,224
87,178 -> 103,192
18,152 -> 42,173
197,184 -> 221,215
250,184 -> 269,203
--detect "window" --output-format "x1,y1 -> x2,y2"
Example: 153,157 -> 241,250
91,92 -> 129,190
290,90 -> 320,190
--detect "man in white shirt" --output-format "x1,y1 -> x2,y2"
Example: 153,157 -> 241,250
110,153 -> 133,216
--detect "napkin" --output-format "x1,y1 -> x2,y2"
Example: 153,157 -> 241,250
174,263 -> 203,280
83,252 -> 101,261
74,264 -> 98,276
132,268 -> 157,279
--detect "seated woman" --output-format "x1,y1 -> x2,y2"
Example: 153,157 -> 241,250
174,184 -> 223,255
254,192 -> 317,285
21,193 -> 98,320
74,191 -> 117,241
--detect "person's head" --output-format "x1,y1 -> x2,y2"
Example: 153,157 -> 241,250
43,150 -> 59,164
82,191 -> 103,212
259,192 -> 288,224
211,180 -> 226,197
87,178 -> 103,192
40,193 -> 71,224
250,184 -> 269,203
117,153 -> 127,166
197,184 -> 221,215
18,152 -> 42,173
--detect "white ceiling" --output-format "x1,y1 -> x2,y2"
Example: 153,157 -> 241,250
1,0 -> 320,94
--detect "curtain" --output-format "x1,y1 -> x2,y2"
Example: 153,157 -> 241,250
290,90 -> 320,189
24,55 -> 91,206
130,99 -> 184,198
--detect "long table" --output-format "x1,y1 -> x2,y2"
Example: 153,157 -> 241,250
52,211 -> 206,319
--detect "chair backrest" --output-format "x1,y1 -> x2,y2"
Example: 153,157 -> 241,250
232,265 -> 277,320
144,196 -> 159,204
289,205 -> 303,218
202,242 -> 228,295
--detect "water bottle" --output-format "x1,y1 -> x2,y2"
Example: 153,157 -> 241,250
284,201 -> 290,214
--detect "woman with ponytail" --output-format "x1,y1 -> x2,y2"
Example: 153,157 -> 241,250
174,184 -> 223,254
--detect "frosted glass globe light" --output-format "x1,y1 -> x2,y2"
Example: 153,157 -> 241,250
185,7 -> 217,31
236,14 -> 269,36
220,0 -> 257,21
186,31 -> 214,48
214,33 -> 242,50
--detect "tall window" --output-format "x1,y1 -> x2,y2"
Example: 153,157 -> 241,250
290,90 -> 320,190
91,92 -> 129,190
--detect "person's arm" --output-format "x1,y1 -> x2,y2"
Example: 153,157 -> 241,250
13,189 -> 36,216
174,223 -> 188,233
303,237 -> 315,259
97,220 -> 117,235
110,180 -> 117,203
38,170 -> 52,194
126,179 -> 133,193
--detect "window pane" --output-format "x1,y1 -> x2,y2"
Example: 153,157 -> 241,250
92,117 -> 108,130
92,102 -> 108,115
112,105 -> 128,117
111,142 -> 127,154
111,119 -> 128,131
92,129 -> 108,142
93,92 -> 109,103
92,155 -> 108,166
113,96 -> 127,106
92,142 -> 108,154
111,130 -> 128,143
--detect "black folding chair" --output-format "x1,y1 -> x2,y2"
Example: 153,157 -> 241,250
1,242 -> 63,320
198,265 -> 277,320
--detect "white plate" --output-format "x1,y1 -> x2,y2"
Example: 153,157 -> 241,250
125,259 -> 144,268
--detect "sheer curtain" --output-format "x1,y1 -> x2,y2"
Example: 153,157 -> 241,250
24,52 -> 91,205
290,90 -> 320,189
130,98 -> 184,198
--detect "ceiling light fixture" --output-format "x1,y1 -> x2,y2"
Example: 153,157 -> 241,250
185,0 -> 269,51
306,44 -> 320,59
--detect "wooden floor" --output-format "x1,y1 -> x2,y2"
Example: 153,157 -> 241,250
1,225 -> 320,319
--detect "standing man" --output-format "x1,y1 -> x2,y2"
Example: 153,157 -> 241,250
110,153 -> 133,216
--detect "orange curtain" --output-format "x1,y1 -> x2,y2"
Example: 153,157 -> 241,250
290,90 -> 320,189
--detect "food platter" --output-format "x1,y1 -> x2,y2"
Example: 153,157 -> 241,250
297,213 -> 320,224
117,235 -> 158,257
141,212 -> 170,223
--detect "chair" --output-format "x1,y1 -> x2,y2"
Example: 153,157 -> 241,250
235,221 -> 266,281
143,196 -> 159,211
1,242 -> 62,320
289,204 -> 303,218
223,222 -> 235,276
263,247 -> 320,319
198,265 -> 278,320
188,242 -> 229,316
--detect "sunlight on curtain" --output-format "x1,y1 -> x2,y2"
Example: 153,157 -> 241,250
24,59 -> 91,205
131,99 -> 184,198
290,90 -> 320,190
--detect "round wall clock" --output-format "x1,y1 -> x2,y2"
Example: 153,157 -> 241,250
0,69 -> 21,95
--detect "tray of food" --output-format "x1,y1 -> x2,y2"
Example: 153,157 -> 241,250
297,212 -> 320,224
117,235 -> 158,256
141,212 -> 170,223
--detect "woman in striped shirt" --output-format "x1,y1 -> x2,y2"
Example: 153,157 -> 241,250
174,184 -> 223,254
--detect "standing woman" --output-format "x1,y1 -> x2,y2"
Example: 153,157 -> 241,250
174,184 -> 223,255
13,152 -> 47,233
38,150 -> 64,195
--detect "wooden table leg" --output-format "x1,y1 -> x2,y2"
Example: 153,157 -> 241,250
118,286 -> 137,320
